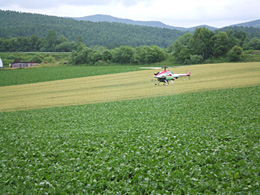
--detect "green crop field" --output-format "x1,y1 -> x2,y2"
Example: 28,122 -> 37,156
1,86 -> 260,194
0,62 -> 260,194
0,65 -> 141,87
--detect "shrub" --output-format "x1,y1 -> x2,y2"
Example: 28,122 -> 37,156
227,46 -> 243,62
44,56 -> 56,63
189,54 -> 203,64
29,55 -> 43,64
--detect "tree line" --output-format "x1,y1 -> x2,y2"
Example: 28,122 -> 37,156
69,44 -> 167,65
1,27 -> 260,65
219,26 -> 260,39
168,27 -> 260,64
69,27 -> 260,65
0,29 -> 80,52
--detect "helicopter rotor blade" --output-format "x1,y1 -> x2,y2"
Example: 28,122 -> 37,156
140,65 -> 191,70
139,67 -> 162,70
140,66 -> 175,70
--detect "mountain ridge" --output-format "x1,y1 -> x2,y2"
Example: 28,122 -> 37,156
74,14 -> 260,31
74,14 -> 188,31
233,19 -> 260,28
74,14 -> 218,32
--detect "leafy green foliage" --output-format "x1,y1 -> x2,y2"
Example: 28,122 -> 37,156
44,56 -> 56,63
189,54 -> 203,64
0,86 -> 260,194
29,55 -> 43,64
69,45 -> 167,65
227,46 -> 243,61
44,29 -> 58,51
212,32 -> 232,57
247,37 -> 260,50
168,28 -> 248,64
219,26 -> 260,39
0,32 -> 78,52
242,50 -> 260,62
190,27 -> 215,59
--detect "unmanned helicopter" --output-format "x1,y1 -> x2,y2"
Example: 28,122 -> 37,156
140,66 -> 191,85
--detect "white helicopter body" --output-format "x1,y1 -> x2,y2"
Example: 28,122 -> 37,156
141,66 -> 191,85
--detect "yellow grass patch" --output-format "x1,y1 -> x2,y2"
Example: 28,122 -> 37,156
1,62 -> 260,112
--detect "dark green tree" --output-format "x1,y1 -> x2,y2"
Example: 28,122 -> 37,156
131,46 -> 146,64
212,32 -> 230,57
111,46 -> 134,64
149,45 -> 167,63
189,54 -> 203,64
0,38 -> 6,51
57,35 -> 69,45
101,49 -> 112,62
168,33 -> 193,63
76,35 -> 84,43
189,27 -> 214,59
29,35 -> 42,51
248,37 -> 260,50
69,44 -> 90,64
45,29 -> 58,51
227,46 -> 243,62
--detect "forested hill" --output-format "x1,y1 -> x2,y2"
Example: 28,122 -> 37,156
218,26 -> 260,39
74,14 -> 187,31
234,19 -> 260,28
75,14 -> 218,32
0,10 -> 186,48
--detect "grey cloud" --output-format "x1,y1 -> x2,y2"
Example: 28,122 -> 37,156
0,0 -> 112,9
0,0 -> 146,9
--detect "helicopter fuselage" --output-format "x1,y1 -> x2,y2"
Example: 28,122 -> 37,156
153,69 -> 191,85
154,70 -> 175,80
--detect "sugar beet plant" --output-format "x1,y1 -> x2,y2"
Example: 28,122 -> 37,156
0,86 -> 260,194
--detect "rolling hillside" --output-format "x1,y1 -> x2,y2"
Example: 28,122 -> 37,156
74,14 -> 218,32
0,10 -> 185,48
234,19 -> 260,28
1,10 -> 260,49
74,14 -> 260,32
218,25 -> 260,39
74,14 -> 188,31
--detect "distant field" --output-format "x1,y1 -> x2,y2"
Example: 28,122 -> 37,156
0,65 -> 141,87
1,86 -> 259,194
0,62 -> 260,112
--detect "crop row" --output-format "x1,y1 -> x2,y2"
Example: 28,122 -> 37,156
1,86 -> 260,194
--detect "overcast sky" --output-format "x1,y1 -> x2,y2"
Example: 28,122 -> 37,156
1,0 -> 260,28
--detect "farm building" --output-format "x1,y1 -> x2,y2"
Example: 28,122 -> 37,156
9,59 -> 38,68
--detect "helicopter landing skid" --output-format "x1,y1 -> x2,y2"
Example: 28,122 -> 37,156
153,79 -> 174,86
